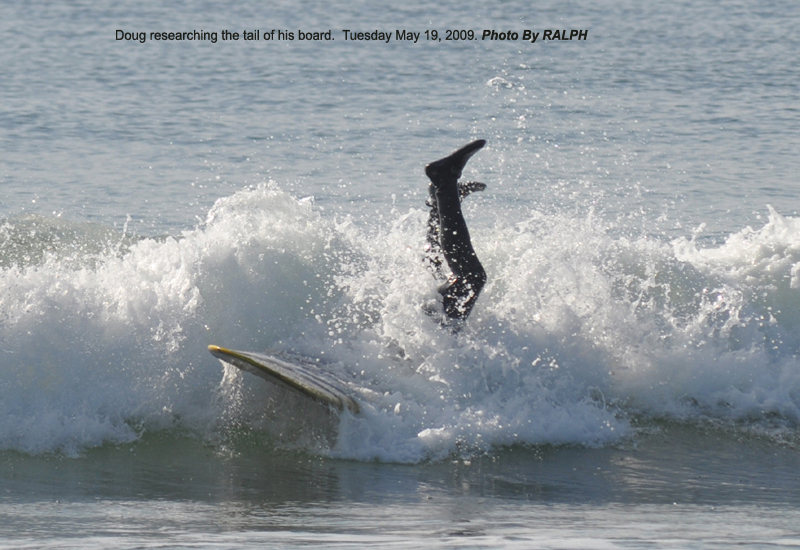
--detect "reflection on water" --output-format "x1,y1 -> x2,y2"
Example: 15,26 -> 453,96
2,425 -> 800,547
3,424 -> 800,507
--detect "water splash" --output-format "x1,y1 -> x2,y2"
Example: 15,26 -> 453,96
0,186 -> 798,460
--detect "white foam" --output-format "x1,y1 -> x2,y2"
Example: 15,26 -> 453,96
1,186 -> 798,460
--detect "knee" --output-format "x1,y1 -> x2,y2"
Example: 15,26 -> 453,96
439,268 -> 486,320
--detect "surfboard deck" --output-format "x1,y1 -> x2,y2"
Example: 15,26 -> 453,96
208,345 -> 360,414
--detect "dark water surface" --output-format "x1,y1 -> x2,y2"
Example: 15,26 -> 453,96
3,426 -> 800,548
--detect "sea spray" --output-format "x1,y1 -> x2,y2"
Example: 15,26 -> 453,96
0,186 -> 347,455
1,185 -> 799,460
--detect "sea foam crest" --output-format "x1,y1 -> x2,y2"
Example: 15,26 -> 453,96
0,187 -> 341,455
0,187 -> 799,459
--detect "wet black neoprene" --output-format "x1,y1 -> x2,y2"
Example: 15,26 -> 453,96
424,140 -> 488,320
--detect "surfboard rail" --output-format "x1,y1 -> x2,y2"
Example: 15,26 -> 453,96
208,345 -> 360,414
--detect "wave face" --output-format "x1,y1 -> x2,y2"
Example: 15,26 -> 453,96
1,186 -> 799,461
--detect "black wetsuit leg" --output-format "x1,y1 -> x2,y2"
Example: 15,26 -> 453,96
425,181 -> 487,279
424,190 -> 446,278
425,140 -> 488,320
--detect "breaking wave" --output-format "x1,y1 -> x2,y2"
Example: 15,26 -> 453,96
1,185 -> 799,461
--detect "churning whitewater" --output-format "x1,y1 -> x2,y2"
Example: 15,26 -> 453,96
1,185 -> 799,461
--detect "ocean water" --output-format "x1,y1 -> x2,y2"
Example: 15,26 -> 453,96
2,0 -> 800,547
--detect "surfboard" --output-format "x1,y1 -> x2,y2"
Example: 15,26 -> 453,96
208,345 -> 360,414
